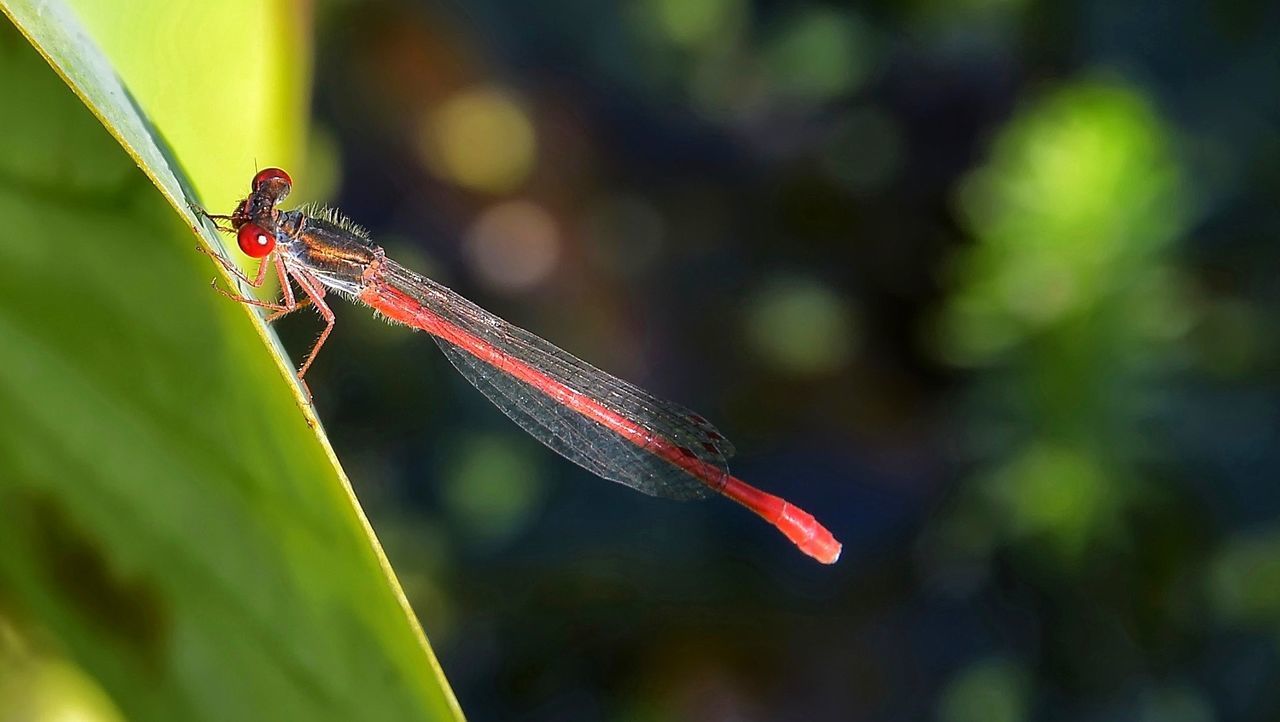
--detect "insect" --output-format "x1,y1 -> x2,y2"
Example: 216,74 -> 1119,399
198,169 -> 841,563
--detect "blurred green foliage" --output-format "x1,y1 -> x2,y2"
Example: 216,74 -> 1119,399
939,82 -> 1190,566
746,275 -> 858,376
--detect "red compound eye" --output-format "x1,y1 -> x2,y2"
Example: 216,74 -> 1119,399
237,222 -> 276,258
251,167 -> 292,192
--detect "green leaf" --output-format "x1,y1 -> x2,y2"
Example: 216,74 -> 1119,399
0,2 -> 462,720
63,0 -> 313,212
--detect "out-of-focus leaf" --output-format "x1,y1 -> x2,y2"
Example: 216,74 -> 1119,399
64,0 -> 312,213
935,81 -> 1189,570
0,3 -> 461,720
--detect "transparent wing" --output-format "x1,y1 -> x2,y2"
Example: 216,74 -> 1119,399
368,260 -> 734,500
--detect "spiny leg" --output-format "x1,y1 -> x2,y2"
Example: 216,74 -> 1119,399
262,255 -> 315,323
206,254 -> 301,315
285,266 -> 336,398
265,296 -> 314,323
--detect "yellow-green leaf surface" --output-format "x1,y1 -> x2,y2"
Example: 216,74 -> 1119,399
0,2 -> 463,720
65,0 -> 312,213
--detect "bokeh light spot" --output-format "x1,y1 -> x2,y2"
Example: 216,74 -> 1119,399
746,276 -> 857,375
938,658 -> 1028,722
1209,529 -> 1280,625
646,0 -> 744,49
464,200 -> 561,292
440,434 -> 544,545
764,8 -> 873,101
942,82 -> 1187,361
421,87 -> 536,194
985,443 -> 1118,561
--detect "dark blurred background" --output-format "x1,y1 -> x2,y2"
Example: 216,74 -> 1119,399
272,0 -> 1280,719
